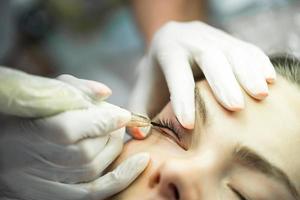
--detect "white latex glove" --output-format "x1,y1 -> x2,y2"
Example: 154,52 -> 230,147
0,66 -> 97,118
129,21 -> 276,134
0,69 -> 150,200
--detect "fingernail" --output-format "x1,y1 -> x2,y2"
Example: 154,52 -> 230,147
267,68 -> 277,83
175,102 -> 195,130
135,153 -> 151,169
251,82 -> 269,100
226,97 -> 245,111
57,74 -> 112,100
266,77 -> 275,84
181,121 -> 194,129
228,106 -> 244,112
86,80 -> 112,99
227,87 -> 245,110
116,152 -> 150,181
255,91 -> 269,100
266,72 -> 276,84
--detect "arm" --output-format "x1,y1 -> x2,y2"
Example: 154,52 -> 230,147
130,0 -> 207,46
128,3 -> 275,139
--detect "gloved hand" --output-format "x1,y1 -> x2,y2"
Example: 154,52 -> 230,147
129,21 -> 276,137
0,66 -> 95,118
0,69 -> 150,200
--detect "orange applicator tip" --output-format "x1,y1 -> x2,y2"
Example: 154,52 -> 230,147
127,126 -> 152,140
126,113 -> 152,140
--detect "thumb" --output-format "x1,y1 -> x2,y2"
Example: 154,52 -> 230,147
81,152 -> 150,200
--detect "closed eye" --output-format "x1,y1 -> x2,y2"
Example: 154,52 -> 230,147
151,119 -> 187,150
151,121 -> 180,144
228,185 -> 248,200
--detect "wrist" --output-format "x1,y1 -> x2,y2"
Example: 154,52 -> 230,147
131,0 -> 207,48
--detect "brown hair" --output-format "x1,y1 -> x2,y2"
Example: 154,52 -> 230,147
270,54 -> 300,87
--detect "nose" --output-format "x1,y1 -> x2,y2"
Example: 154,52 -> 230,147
150,159 -> 201,200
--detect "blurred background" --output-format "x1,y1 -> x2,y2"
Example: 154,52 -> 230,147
0,0 -> 299,106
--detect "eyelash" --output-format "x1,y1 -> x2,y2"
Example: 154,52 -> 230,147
229,185 -> 248,200
152,119 -> 183,145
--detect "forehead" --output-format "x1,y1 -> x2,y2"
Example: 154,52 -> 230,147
196,77 -> 300,189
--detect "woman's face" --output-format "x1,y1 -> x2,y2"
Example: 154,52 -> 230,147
110,77 -> 300,200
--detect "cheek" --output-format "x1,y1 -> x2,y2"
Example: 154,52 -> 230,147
123,131 -> 187,164
112,132 -> 187,198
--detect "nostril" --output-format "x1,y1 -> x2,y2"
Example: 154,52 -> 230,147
155,174 -> 161,184
169,183 -> 180,200
149,172 -> 161,188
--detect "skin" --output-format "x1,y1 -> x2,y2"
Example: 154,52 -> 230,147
109,76 -> 300,200
131,0 -> 206,46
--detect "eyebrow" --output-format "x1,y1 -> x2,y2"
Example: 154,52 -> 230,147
233,145 -> 300,199
195,88 -> 207,124
194,86 -> 299,198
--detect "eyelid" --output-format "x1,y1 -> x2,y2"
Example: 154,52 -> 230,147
153,125 -> 180,145
152,119 -> 188,150
228,184 -> 249,200
153,119 -> 182,139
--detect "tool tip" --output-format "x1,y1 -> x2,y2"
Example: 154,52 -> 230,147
127,125 -> 152,140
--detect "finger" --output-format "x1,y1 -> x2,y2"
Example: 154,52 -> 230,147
7,171 -> 88,200
156,46 -> 195,129
247,45 -> 277,83
30,129 -> 125,183
57,74 -> 112,101
227,47 -> 269,100
37,102 -> 131,144
63,136 -> 109,166
80,128 -> 125,181
64,128 -> 125,183
195,49 -> 245,111
31,135 -> 109,167
0,67 -> 91,118
80,152 -> 150,200
72,136 -> 108,164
